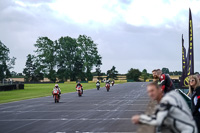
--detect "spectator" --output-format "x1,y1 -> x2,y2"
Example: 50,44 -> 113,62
189,75 -> 200,132
152,69 -> 175,94
152,69 -> 159,82
132,82 -> 197,133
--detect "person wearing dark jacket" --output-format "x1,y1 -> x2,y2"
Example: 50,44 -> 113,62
152,69 -> 175,94
189,75 -> 200,132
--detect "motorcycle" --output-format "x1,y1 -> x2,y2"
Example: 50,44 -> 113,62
105,83 -> 110,92
111,81 -> 114,86
96,83 -> 100,90
53,89 -> 60,103
76,86 -> 83,97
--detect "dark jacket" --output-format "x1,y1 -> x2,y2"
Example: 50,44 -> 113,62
159,74 -> 175,93
191,86 -> 200,116
76,83 -> 82,88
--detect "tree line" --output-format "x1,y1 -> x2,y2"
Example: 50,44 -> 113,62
0,41 -> 16,81
23,35 -> 102,82
0,37 -> 189,83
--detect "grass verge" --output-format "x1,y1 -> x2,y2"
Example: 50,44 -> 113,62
0,82 -> 126,104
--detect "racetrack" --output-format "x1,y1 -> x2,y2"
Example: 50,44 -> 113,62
0,82 -> 149,133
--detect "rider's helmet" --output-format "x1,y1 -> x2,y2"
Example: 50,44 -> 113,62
97,80 -> 99,82
55,84 -> 58,88
77,82 -> 80,84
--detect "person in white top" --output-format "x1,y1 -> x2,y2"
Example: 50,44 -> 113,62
132,82 -> 197,133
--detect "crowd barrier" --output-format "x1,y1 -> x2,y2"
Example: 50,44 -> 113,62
0,84 -> 24,91
177,89 -> 191,108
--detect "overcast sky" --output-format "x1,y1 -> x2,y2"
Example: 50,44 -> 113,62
0,0 -> 200,74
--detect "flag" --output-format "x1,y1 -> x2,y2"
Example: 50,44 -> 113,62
182,8 -> 194,87
180,34 -> 187,87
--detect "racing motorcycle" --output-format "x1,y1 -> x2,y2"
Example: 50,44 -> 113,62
52,89 -> 60,103
76,86 -> 83,97
111,81 -> 114,86
96,83 -> 100,90
105,83 -> 110,92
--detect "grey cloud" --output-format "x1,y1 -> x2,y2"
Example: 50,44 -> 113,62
0,0 -> 200,74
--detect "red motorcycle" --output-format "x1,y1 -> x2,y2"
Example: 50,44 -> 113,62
76,86 -> 83,97
106,83 -> 110,92
53,89 -> 60,103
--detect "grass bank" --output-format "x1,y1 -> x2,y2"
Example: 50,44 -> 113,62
0,82 -> 126,104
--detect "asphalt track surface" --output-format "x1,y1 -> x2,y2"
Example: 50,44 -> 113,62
0,82 -> 150,133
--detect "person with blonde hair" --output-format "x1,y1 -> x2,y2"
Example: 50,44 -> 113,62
188,75 -> 200,96
189,75 -> 200,132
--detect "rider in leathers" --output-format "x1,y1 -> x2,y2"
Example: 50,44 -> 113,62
96,80 -> 100,85
52,84 -> 61,98
76,82 -> 83,94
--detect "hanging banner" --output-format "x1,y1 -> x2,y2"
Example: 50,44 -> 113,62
183,8 -> 194,87
180,34 -> 187,87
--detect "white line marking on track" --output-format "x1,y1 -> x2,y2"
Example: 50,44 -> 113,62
0,118 -> 131,121
0,110 -> 145,113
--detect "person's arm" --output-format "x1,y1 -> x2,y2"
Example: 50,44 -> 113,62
139,101 -> 170,126
160,74 -> 166,91
193,87 -> 200,115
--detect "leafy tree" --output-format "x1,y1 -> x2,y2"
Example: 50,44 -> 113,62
169,71 -> 182,75
56,36 -> 78,81
77,35 -> 102,81
32,35 -> 102,82
126,68 -> 141,81
23,54 -> 44,82
34,37 -> 56,82
107,66 -> 118,80
11,71 -> 17,77
0,41 -> 16,81
17,73 -> 23,76
149,74 -> 153,79
72,55 -> 85,81
162,67 -> 169,74
141,69 -> 148,82
95,67 -> 103,80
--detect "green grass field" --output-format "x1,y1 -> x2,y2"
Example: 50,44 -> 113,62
0,83 -> 97,104
0,82 -> 126,104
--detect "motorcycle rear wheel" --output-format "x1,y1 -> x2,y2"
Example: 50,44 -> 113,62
54,97 -> 57,103
78,91 -> 82,97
